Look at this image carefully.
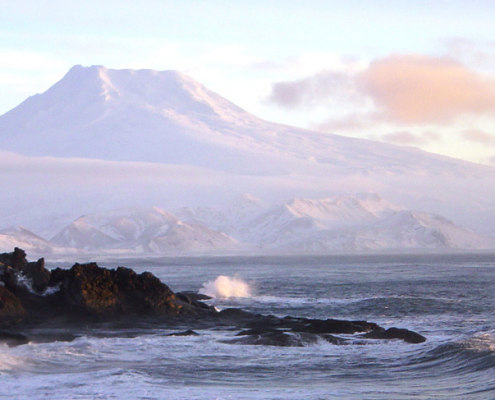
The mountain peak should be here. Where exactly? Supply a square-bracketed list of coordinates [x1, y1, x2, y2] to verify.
[57, 65, 215, 108]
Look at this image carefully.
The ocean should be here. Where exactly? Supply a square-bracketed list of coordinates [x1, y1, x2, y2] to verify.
[1, 254, 494, 399]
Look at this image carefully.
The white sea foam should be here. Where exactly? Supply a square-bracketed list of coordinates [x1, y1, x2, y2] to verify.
[463, 332, 495, 352]
[0, 345, 23, 371]
[199, 275, 251, 298]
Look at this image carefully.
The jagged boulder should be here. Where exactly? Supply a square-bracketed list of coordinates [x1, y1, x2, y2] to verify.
[0, 247, 27, 272]
[23, 258, 50, 293]
[0, 248, 49, 294]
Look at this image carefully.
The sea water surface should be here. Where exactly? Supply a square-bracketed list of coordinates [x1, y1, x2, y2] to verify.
[1, 254, 494, 399]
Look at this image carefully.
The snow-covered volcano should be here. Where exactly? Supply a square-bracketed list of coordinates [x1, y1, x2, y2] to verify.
[1, 65, 493, 177]
[0, 65, 262, 170]
[1, 65, 495, 254]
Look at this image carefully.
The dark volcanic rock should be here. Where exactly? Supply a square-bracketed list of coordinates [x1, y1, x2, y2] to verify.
[233, 314, 379, 335]
[176, 292, 214, 311]
[224, 330, 319, 347]
[0, 247, 27, 272]
[49, 263, 187, 316]
[166, 329, 199, 336]
[23, 258, 50, 293]
[363, 327, 427, 344]
[297, 318, 379, 334]
[0, 249, 212, 326]
[0, 248, 50, 294]
[0, 330, 29, 347]
[223, 315, 378, 347]
[321, 333, 348, 345]
[216, 308, 260, 324]
[177, 291, 212, 301]
[0, 285, 25, 323]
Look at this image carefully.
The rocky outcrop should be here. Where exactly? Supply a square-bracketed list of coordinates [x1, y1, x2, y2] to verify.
[1, 248, 50, 294]
[0, 248, 426, 346]
[215, 312, 425, 346]
[0, 248, 210, 327]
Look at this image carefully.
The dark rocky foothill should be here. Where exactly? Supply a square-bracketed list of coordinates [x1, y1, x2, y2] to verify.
[0, 248, 426, 346]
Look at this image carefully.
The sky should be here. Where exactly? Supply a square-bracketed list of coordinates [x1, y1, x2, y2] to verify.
[1, 0, 495, 165]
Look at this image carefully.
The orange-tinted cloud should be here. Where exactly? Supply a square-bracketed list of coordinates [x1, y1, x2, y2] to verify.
[359, 54, 495, 124]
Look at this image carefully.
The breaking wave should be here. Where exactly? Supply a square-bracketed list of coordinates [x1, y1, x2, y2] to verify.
[409, 332, 495, 375]
[199, 275, 251, 298]
[0, 346, 24, 371]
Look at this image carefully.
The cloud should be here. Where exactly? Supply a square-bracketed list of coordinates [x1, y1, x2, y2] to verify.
[268, 70, 361, 108]
[269, 54, 495, 126]
[462, 129, 495, 144]
[359, 54, 495, 124]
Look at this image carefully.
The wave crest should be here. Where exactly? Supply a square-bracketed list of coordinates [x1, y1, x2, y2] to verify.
[199, 275, 251, 299]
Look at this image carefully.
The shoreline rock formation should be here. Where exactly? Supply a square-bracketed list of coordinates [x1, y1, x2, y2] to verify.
[0, 248, 426, 346]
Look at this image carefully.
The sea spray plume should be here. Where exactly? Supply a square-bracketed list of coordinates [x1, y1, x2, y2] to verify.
[199, 275, 251, 298]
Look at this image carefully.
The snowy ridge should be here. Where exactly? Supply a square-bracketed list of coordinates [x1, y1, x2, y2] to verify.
[50, 207, 238, 255]
[284, 194, 403, 225]
[176, 194, 495, 252]
[1, 195, 493, 256]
